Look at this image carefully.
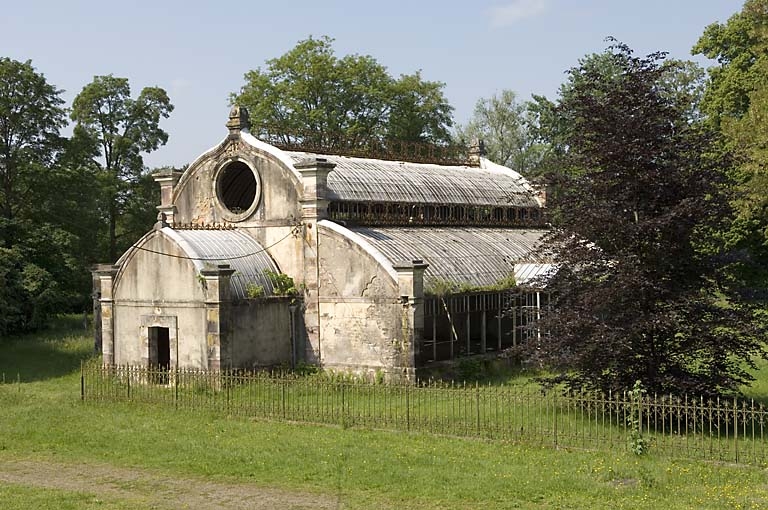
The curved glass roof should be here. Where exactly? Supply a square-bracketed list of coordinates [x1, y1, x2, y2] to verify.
[286, 151, 539, 207]
[350, 226, 549, 288]
[163, 228, 280, 299]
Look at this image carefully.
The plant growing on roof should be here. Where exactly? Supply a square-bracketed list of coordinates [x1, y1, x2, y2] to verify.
[245, 282, 265, 299]
[263, 270, 298, 297]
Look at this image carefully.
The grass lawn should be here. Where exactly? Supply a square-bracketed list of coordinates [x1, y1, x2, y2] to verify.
[1, 317, 768, 509]
[0, 483, 144, 510]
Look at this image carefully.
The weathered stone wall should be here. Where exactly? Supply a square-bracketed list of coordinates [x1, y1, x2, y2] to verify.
[172, 137, 302, 229]
[224, 299, 293, 369]
[316, 224, 414, 380]
[171, 135, 308, 288]
[103, 128, 424, 378]
[111, 232, 209, 368]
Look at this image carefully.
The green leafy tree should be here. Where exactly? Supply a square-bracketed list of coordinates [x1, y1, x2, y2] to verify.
[525, 42, 766, 397]
[0, 58, 77, 333]
[71, 75, 173, 261]
[233, 36, 454, 149]
[693, 0, 768, 125]
[694, 1, 768, 284]
[456, 90, 545, 175]
[0, 58, 66, 249]
[386, 71, 454, 144]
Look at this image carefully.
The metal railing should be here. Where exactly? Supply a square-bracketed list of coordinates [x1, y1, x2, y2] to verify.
[80, 364, 768, 465]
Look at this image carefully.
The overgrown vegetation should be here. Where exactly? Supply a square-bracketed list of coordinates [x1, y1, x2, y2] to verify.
[244, 282, 264, 298]
[626, 381, 648, 456]
[424, 273, 517, 297]
[263, 269, 298, 297]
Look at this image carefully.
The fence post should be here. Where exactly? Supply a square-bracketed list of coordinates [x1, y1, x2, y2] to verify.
[340, 382, 345, 427]
[282, 378, 286, 420]
[476, 382, 481, 436]
[406, 384, 410, 432]
[553, 391, 558, 448]
[127, 366, 131, 399]
[80, 362, 85, 401]
[174, 365, 179, 409]
[734, 397, 739, 463]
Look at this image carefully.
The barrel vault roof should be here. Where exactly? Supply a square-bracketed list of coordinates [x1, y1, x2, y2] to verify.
[162, 228, 280, 299]
[285, 151, 540, 208]
[349, 226, 550, 288]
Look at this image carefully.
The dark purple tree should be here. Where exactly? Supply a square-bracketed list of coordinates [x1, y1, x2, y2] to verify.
[527, 42, 767, 397]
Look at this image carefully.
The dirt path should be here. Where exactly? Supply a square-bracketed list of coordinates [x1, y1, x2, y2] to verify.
[0, 457, 339, 509]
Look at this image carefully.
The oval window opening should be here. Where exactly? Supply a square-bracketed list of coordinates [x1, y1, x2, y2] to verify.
[218, 161, 256, 214]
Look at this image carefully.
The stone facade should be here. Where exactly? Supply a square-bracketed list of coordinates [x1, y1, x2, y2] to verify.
[94, 107, 547, 381]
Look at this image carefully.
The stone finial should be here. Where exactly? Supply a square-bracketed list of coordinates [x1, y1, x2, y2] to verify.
[226, 105, 250, 136]
[468, 139, 487, 166]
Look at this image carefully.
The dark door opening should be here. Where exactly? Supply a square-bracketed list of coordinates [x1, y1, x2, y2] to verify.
[149, 326, 171, 384]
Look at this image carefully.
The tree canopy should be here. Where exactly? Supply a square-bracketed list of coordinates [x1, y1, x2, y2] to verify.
[0, 58, 91, 334]
[693, 0, 768, 125]
[694, 0, 768, 279]
[524, 42, 766, 397]
[71, 75, 173, 260]
[455, 90, 545, 176]
[0, 66, 174, 335]
[232, 36, 454, 150]
[0, 58, 66, 249]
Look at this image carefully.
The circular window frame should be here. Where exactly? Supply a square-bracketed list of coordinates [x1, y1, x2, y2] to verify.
[212, 157, 262, 222]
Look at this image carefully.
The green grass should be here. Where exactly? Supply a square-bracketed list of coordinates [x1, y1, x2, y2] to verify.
[2, 318, 768, 509]
[0, 483, 148, 510]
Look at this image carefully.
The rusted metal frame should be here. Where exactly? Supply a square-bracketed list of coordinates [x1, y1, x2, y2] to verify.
[432, 314, 438, 361]
[173, 222, 236, 230]
[497, 293, 503, 351]
[271, 136, 476, 167]
[328, 201, 545, 227]
[465, 296, 471, 356]
[422, 292, 507, 362]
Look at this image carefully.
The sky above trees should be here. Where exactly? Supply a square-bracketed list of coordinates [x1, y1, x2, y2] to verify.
[1, 0, 744, 168]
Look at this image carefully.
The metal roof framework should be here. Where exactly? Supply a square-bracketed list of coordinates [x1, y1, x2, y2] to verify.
[163, 228, 280, 299]
[286, 151, 539, 207]
[349, 226, 549, 289]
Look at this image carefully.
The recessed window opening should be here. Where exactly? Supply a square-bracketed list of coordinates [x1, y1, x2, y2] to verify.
[218, 161, 256, 214]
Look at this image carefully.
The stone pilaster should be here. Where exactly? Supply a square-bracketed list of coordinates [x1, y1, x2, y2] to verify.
[93, 264, 119, 365]
[294, 158, 336, 364]
[200, 264, 236, 370]
[153, 168, 183, 225]
[392, 259, 429, 380]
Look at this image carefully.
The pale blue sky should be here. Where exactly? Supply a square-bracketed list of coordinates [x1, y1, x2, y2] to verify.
[1, 0, 744, 168]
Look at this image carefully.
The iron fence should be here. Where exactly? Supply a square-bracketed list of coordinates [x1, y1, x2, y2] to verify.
[80, 363, 768, 465]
